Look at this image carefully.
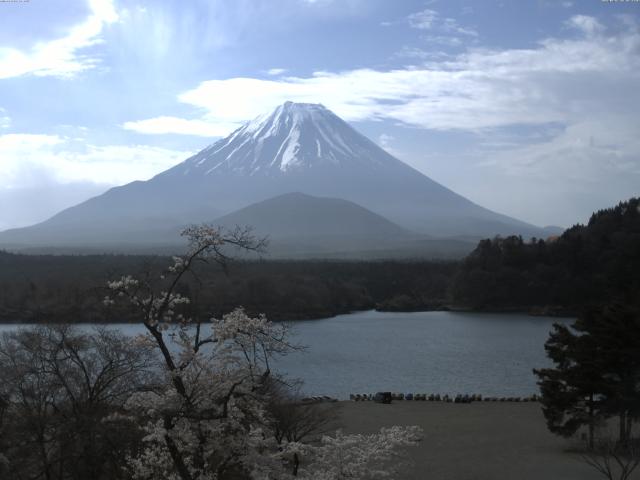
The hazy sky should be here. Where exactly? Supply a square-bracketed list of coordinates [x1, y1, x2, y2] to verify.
[0, 0, 639, 230]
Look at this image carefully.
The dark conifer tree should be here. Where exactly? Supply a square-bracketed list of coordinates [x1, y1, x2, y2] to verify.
[579, 304, 640, 445]
[535, 303, 640, 447]
[534, 322, 608, 448]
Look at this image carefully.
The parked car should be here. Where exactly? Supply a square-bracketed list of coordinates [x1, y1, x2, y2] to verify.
[374, 392, 393, 404]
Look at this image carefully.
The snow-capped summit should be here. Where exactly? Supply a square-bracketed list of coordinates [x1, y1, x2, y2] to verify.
[167, 102, 396, 177]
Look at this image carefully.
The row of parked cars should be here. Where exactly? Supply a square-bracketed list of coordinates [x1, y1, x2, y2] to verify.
[350, 392, 540, 404]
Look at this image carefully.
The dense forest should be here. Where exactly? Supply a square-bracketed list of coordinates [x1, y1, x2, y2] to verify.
[452, 197, 640, 314]
[1, 197, 638, 323]
[0, 253, 456, 323]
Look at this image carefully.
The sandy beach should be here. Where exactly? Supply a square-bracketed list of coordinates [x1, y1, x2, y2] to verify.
[336, 401, 634, 480]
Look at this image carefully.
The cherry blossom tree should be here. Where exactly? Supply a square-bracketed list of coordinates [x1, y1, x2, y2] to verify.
[106, 225, 422, 480]
[286, 426, 424, 480]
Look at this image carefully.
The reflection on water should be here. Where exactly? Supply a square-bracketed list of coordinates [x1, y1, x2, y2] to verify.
[0, 310, 571, 399]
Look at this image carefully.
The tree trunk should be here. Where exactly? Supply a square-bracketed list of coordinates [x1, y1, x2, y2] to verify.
[619, 411, 628, 445]
[588, 395, 595, 450]
[163, 415, 194, 480]
[293, 452, 300, 477]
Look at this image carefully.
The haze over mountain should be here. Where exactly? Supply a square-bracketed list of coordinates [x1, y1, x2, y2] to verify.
[214, 192, 409, 239]
[0, 102, 557, 255]
[207, 192, 464, 259]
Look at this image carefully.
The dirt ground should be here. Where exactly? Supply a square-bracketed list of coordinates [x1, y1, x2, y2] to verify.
[335, 401, 637, 480]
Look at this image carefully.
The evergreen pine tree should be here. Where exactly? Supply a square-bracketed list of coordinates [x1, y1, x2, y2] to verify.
[535, 303, 640, 447]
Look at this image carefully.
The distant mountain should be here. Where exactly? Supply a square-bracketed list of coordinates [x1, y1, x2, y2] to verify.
[155, 101, 545, 237]
[541, 225, 565, 237]
[207, 192, 446, 258]
[0, 101, 551, 253]
[214, 192, 408, 239]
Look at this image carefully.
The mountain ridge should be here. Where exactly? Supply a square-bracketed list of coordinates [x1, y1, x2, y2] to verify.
[0, 101, 556, 254]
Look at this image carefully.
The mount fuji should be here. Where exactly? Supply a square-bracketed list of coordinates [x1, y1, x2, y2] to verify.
[0, 102, 554, 255]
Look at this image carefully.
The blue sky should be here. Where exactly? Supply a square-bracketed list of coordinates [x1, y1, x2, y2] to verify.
[0, 0, 639, 230]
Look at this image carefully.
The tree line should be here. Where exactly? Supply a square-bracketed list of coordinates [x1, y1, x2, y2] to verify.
[0, 253, 456, 323]
[1, 197, 638, 324]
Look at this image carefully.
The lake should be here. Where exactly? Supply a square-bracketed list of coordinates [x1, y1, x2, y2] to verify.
[0, 310, 571, 399]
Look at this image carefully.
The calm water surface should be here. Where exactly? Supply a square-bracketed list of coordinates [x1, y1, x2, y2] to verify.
[0, 310, 571, 399]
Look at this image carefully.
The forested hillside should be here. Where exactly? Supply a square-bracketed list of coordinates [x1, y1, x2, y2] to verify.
[451, 198, 640, 313]
[0, 254, 456, 323]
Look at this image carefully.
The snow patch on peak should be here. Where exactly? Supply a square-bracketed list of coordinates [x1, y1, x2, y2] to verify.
[279, 125, 301, 171]
[168, 101, 400, 178]
[243, 102, 328, 135]
[282, 101, 328, 112]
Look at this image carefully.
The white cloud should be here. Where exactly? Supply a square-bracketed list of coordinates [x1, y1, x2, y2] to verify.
[0, 131, 193, 230]
[0, 135, 65, 186]
[408, 8, 477, 36]
[0, 0, 118, 79]
[566, 15, 604, 36]
[0, 133, 191, 187]
[123, 116, 236, 137]
[408, 9, 438, 30]
[161, 22, 637, 135]
[266, 68, 287, 76]
[377, 133, 403, 158]
[441, 18, 477, 37]
[378, 133, 394, 148]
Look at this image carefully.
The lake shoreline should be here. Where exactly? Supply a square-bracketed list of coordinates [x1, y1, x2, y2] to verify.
[0, 304, 577, 325]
